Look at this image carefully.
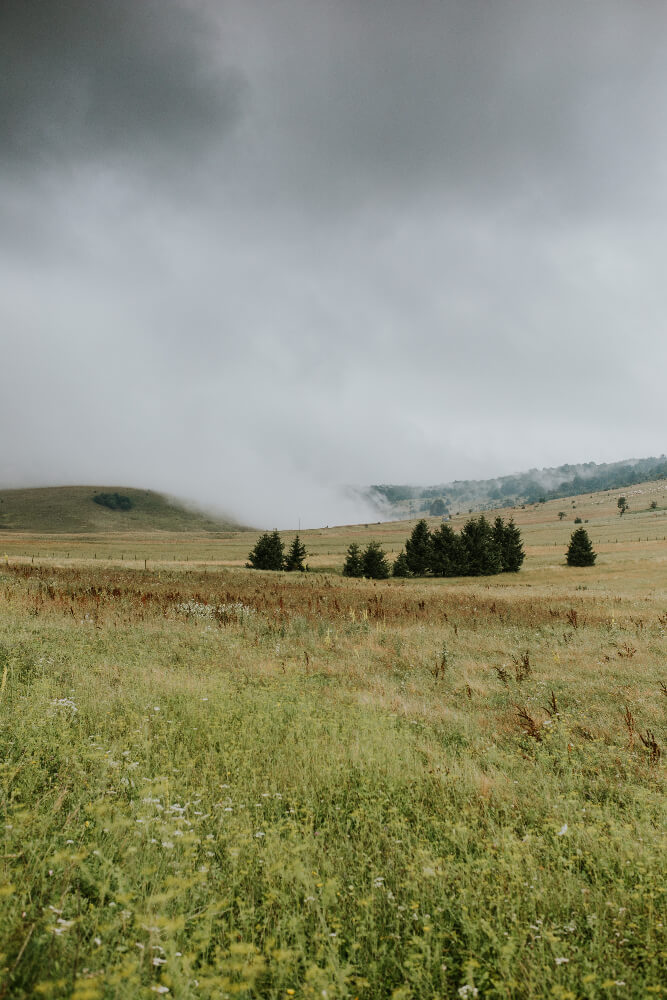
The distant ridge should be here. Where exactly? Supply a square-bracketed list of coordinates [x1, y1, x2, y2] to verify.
[362, 454, 667, 519]
[0, 486, 245, 534]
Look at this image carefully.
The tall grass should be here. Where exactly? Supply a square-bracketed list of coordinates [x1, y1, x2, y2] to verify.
[0, 556, 664, 999]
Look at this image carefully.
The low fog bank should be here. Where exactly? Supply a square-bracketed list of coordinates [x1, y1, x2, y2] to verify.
[0, 455, 379, 531]
[201, 485, 379, 532]
[176, 475, 380, 530]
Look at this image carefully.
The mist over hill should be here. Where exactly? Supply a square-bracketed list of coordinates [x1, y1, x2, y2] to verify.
[361, 455, 667, 520]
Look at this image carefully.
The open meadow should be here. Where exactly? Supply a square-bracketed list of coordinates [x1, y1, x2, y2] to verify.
[0, 483, 665, 999]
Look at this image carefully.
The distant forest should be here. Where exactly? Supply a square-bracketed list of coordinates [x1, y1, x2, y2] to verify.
[365, 455, 667, 518]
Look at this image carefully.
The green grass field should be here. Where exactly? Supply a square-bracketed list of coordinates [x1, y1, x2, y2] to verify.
[0, 481, 665, 998]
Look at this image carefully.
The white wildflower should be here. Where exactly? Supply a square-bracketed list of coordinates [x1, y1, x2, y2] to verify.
[51, 698, 77, 713]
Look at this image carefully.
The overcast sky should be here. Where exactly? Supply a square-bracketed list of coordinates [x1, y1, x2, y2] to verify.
[2, 0, 666, 527]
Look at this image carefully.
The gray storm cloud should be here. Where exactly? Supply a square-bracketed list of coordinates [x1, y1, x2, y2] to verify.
[1, 0, 243, 169]
[1, 0, 666, 527]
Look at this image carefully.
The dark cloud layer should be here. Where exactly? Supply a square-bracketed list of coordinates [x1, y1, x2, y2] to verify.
[1, 0, 243, 169]
[1, 1, 665, 527]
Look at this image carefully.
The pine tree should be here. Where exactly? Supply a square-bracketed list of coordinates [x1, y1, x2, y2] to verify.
[566, 528, 596, 566]
[361, 540, 391, 579]
[493, 516, 525, 572]
[392, 550, 411, 577]
[503, 518, 525, 572]
[460, 516, 502, 576]
[429, 523, 464, 576]
[284, 534, 307, 572]
[342, 542, 364, 578]
[405, 519, 432, 576]
[246, 530, 285, 570]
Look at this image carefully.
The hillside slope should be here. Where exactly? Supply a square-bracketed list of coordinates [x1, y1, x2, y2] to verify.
[0, 486, 243, 533]
[364, 454, 667, 519]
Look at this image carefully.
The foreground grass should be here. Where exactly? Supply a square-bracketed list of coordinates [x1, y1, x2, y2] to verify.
[0, 558, 665, 999]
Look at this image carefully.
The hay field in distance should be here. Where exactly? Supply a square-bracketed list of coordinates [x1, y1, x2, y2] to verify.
[0, 479, 665, 999]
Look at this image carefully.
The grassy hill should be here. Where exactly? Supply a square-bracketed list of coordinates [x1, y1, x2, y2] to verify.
[0, 485, 243, 534]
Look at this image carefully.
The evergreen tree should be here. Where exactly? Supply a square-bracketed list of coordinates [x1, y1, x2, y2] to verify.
[342, 542, 364, 578]
[405, 519, 432, 576]
[566, 528, 596, 566]
[392, 550, 411, 577]
[284, 534, 307, 572]
[429, 523, 464, 576]
[460, 516, 502, 576]
[361, 540, 391, 579]
[493, 516, 525, 572]
[503, 518, 525, 572]
[246, 530, 285, 570]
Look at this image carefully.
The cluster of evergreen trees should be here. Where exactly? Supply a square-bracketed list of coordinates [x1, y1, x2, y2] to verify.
[341, 540, 391, 579]
[396, 516, 524, 577]
[246, 520, 597, 578]
[247, 531, 307, 572]
[343, 515, 525, 580]
[246, 519, 598, 578]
